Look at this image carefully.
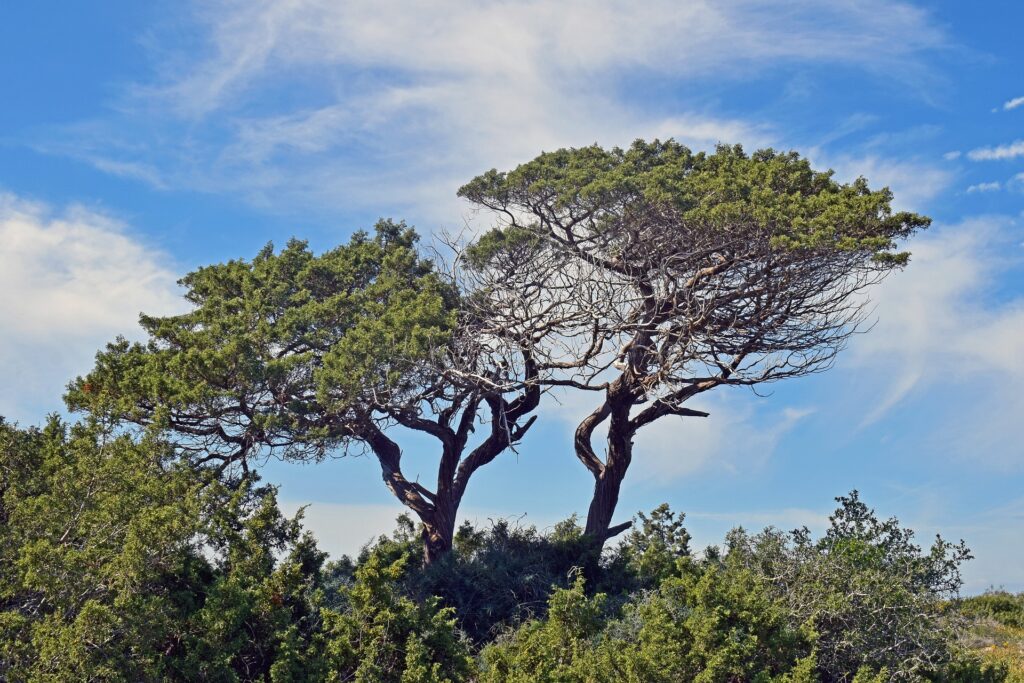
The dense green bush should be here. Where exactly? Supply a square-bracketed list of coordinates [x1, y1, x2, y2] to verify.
[724, 491, 973, 681]
[958, 591, 1024, 630]
[2, 417, 1003, 682]
[475, 493, 980, 683]
[479, 562, 817, 682]
[0, 418, 472, 682]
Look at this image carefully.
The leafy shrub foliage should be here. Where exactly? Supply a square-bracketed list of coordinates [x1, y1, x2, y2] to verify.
[958, 591, 1024, 630]
[0, 418, 472, 682]
[1, 417, 1005, 682]
[479, 564, 817, 683]
[723, 491, 972, 681]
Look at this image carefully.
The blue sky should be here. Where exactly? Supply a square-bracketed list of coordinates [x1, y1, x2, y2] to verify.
[2, 1, 1022, 592]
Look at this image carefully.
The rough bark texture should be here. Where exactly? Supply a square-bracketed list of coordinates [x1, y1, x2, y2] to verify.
[421, 497, 458, 565]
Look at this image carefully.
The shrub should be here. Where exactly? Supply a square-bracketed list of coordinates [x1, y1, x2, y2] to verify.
[480, 561, 816, 682]
[725, 491, 972, 681]
[0, 418, 473, 682]
[958, 591, 1024, 630]
[322, 547, 475, 682]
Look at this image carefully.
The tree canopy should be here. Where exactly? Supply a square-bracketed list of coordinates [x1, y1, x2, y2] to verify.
[459, 139, 930, 541]
[67, 220, 539, 563]
[67, 138, 931, 558]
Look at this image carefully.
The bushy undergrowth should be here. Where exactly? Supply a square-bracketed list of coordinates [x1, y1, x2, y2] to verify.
[0, 418, 473, 682]
[953, 592, 1024, 683]
[2, 417, 1018, 681]
[959, 592, 1024, 630]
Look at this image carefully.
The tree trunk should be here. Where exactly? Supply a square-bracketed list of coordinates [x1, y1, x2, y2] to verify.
[584, 470, 623, 538]
[420, 497, 458, 565]
[582, 398, 635, 542]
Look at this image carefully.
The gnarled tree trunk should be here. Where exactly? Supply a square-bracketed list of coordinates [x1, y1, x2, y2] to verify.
[421, 497, 458, 565]
[579, 385, 637, 544]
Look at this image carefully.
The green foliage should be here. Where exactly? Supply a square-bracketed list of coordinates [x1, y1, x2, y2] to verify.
[0, 418, 472, 682]
[349, 509, 690, 645]
[615, 503, 692, 586]
[1, 417, 206, 680]
[65, 220, 458, 469]
[937, 654, 1012, 683]
[459, 139, 929, 267]
[479, 573, 607, 683]
[0, 414, 994, 682]
[480, 562, 815, 682]
[475, 494, 980, 683]
[725, 491, 972, 681]
[956, 592, 1024, 683]
[351, 515, 597, 644]
[959, 591, 1024, 630]
[321, 549, 474, 682]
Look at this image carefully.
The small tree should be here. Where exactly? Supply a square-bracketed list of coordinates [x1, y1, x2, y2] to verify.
[460, 140, 929, 543]
[67, 221, 539, 563]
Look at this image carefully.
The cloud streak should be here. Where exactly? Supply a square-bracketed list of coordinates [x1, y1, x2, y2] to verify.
[968, 140, 1024, 161]
[966, 181, 1001, 193]
[1003, 96, 1024, 111]
[34, 0, 947, 224]
[850, 215, 1024, 467]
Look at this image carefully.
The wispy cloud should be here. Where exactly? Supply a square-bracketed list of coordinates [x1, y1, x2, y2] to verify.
[822, 154, 954, 212]
[968, 140, 1024, 161]
[1003, 96, 1024, 111]
[966, 181, 1001, 193]
[0, 192, 183, 423]
[850, 215, 1024, 467]
[33, 0, 947, 223]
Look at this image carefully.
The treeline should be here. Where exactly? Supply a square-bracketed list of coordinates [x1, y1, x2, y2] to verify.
[2, 418, 1018, 681]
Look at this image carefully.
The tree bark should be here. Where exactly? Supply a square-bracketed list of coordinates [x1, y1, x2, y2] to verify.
[421, 497, 458, 565]
[582, 386, 635, 542]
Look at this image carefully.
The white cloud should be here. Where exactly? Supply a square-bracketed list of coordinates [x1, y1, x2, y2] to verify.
[850, 215, 1024, 466]
[39, 0, 946, 223]
[968, 140, 1024, 161]
[1003, 96, 1024, 111]
[823, 154, 954, 212]
[632, 401, 813, 483]
[0, 193, 183, 424]
[278, 501, 407, 558]
[152, 0, 944, 116]
[943, 150, 961, 160]
[966, 181, 1001, 193]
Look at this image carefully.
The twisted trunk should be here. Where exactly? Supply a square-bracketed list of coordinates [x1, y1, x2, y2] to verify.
[580, 383, 637, 543]
[368, 369, 541, 564]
